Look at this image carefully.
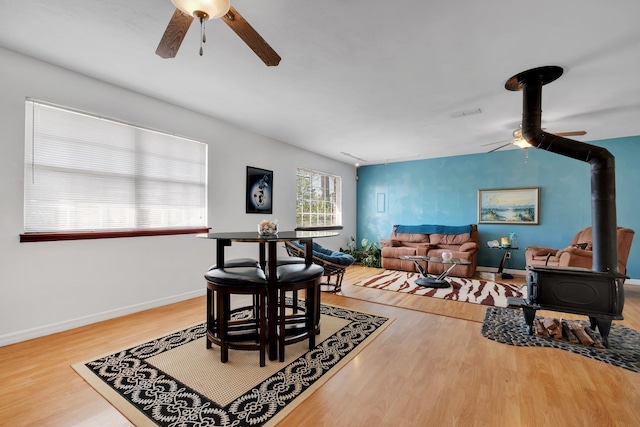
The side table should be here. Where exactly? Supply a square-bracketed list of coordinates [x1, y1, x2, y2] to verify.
[490, 246, 518, 279]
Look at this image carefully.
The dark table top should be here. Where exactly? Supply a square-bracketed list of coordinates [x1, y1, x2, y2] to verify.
[197, 230, 339, 242]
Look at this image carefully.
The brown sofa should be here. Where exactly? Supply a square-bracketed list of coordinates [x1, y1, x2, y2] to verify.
[525, 226, 635, 275]
[380, 224, 480, 278]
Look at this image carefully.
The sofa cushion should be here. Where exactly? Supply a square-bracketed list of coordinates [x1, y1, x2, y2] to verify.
[381, 246, 421, 258]
[429, 233, 471, 245]
[391, 232, 430, 244]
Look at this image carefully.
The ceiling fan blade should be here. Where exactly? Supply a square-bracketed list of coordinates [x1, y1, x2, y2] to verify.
[222, 7, 281, 66]
[553, 131, 587, 137]
[488, 142, 512, 153]
[156, 8, 194, 59]
[481, 139, 510, 147]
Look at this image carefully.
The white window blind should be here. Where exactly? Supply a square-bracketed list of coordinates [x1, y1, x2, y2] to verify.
[24, 100, 208, 233]
[296, 168, 342, 228]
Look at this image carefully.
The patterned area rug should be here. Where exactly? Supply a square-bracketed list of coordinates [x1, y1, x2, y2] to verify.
[73, 303, 392, 426]
[482, 307, 640, 373]
[354, 270, 526, 307]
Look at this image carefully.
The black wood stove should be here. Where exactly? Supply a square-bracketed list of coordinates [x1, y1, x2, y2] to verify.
[505, 66, 628, 348]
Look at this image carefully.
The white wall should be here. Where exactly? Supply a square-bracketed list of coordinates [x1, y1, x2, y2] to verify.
[0, 47, 356, 346]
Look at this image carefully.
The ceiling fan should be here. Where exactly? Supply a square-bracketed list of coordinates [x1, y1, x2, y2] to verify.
[156, 0, 281, 66]
[485, 126, 586, 153]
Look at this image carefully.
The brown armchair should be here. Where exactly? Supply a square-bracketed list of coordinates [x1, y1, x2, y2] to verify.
[525, 226, 635, 275]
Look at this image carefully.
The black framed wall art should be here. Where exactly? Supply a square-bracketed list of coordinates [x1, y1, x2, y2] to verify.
[246, 166, 273, 214]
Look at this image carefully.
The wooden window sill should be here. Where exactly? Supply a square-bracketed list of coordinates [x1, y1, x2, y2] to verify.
[20, 227, 211, 243]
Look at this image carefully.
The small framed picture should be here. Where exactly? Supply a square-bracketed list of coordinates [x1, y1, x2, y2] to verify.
[246, 166, 273, 214]
[478, 187, 540, 224]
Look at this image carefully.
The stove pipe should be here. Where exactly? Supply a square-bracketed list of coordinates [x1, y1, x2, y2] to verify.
[506, 66, 618, 274]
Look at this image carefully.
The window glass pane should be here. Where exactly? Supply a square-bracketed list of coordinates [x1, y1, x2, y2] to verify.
[296, 168, 342, 228]
[24, 100, 207, 233]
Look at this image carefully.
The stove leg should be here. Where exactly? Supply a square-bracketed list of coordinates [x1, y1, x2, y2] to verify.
[590, 317, 612, 348]
[522, 307, 536, 335]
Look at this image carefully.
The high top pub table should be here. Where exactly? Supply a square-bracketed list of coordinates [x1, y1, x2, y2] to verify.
[198, 230, 339, 360]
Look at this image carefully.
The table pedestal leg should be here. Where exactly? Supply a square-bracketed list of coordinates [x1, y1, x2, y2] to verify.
[267, 242, 278, 360]
[498, 249, 513, 279]
[414, 262, 457, 288]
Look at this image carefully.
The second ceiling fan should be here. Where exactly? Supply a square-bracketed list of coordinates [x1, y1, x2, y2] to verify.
[486, 126, 586, 153]
[156, 0, 281, 66]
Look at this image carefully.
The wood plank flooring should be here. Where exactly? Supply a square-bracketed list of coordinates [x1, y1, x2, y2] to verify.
[1, 266, 639, 426]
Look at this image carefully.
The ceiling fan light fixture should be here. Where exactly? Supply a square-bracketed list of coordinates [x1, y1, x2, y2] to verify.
[513, 138, 532, 149]
[171, 0, 230, 20]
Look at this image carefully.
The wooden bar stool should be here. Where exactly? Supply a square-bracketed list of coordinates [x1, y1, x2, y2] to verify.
[275, 263, 324, 362]
[204, 266, 268, 366]
[274, 256, 305, 314]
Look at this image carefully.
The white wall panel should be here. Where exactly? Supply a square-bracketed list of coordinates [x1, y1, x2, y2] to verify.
[0, 47, 356, 345]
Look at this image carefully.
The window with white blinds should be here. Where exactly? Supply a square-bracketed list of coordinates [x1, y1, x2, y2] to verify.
[24, 100, 208, 234]
[296, 168, 342, 228]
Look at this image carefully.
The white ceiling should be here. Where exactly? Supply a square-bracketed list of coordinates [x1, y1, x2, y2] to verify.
[1, 0, 639, 165]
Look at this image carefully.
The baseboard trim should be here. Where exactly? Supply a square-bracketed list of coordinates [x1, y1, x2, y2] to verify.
[0, 289, 206, 347]
[476, 266, 639, 285]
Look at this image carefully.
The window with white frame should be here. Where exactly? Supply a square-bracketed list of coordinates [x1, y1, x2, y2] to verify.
[23, 100, 207, 237]
[296, 168, 342, 228]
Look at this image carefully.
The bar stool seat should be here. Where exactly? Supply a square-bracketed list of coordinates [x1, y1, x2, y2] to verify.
[208, 258, 260, 270]
[275, 263, 324, 362]
[204, 266, 268, 366]
[275, 256, 305, 266]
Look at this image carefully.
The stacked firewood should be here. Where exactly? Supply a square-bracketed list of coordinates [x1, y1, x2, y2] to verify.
[534, 316, 605, 348]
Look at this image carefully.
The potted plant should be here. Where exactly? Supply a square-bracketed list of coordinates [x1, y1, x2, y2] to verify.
[341, 237, 382, 268]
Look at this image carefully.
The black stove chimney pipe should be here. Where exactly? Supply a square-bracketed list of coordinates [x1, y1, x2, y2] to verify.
[506, 66, 618, 273]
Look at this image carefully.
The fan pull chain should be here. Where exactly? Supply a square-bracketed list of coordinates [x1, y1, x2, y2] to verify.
[199, 16, 206, 56]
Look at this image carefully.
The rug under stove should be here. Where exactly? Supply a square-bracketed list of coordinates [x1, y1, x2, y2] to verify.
[481, 306, 640, 373]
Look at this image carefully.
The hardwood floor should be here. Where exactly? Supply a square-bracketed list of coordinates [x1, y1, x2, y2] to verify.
[1, 266, 639, 426]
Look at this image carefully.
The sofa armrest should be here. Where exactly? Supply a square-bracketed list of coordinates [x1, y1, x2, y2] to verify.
[557, 247, 593, 258]
[458, 242, 478, 252]
[380, 239, 399, 247]
[558, 248, 593, 269]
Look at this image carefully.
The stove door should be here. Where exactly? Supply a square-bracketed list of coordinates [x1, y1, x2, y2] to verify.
[527, 266, 625, 319]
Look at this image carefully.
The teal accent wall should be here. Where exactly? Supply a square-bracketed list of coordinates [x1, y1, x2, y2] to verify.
[356, 135, 640, 279]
